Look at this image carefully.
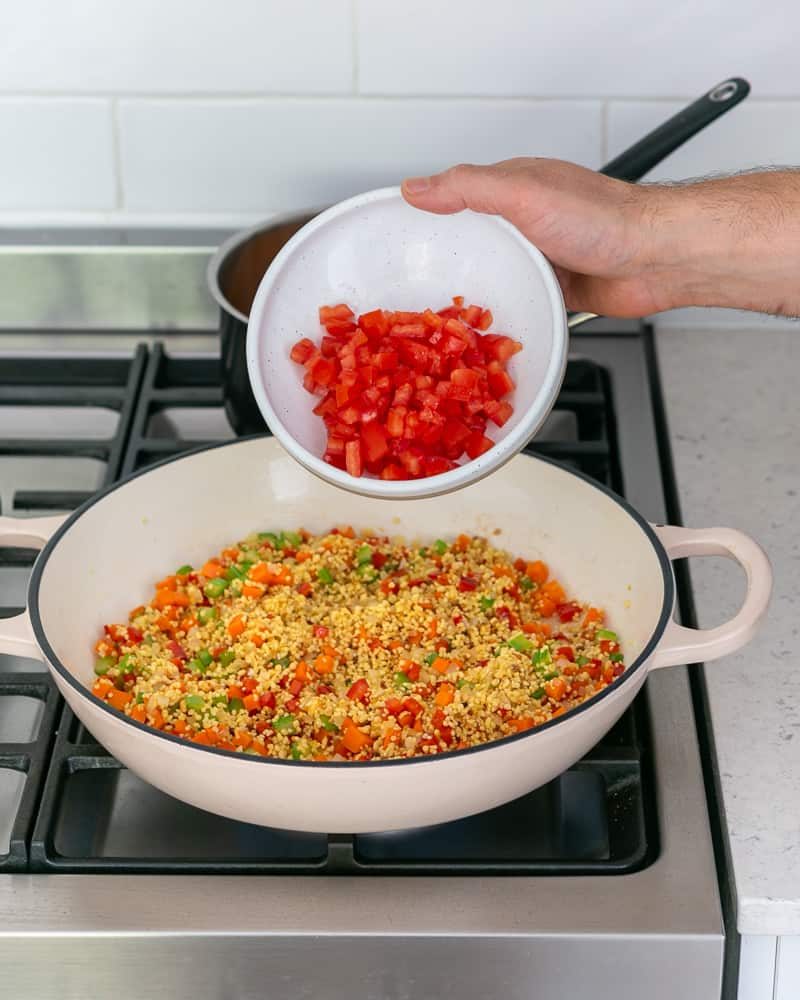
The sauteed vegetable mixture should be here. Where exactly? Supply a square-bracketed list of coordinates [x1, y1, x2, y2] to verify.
[91, 529, 626, 761]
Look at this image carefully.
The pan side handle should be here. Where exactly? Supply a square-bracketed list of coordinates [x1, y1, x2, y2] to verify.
[650, 524, 772, 669]
[0, 515, 67, 661]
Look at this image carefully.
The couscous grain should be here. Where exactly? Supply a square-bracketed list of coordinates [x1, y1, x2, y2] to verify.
[90, 527, 626, 760]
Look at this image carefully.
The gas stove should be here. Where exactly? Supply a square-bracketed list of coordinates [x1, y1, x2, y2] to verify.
[0, 239, 726, 999]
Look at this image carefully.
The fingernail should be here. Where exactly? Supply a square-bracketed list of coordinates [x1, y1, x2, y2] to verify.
[404, 176, 430, 194]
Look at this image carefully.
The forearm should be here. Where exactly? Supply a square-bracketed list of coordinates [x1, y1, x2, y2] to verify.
[641, 170, 800, 317]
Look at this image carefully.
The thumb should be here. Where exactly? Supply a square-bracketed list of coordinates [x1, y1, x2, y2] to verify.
[401, 162, 524, 217]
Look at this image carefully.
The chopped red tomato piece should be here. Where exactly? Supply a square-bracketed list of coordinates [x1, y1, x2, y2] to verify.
[289, 299, 522, 478]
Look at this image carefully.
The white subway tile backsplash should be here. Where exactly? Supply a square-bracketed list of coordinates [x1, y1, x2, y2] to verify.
[357, 0, 796, 99]
[607, 101, 800, 180]
[118, 98, 602, 213]
[0, 99, 114, 211]
[0, 0, 353, 95]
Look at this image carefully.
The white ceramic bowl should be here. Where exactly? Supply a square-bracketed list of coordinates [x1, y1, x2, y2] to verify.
[246, 186, 568, 499]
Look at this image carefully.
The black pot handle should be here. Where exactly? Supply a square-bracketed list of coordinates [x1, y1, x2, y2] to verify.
[600, 77, 750, 182]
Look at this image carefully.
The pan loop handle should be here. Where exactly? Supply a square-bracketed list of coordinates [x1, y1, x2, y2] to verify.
[651, 524, 772, 669]
[0, 515, 67, 661]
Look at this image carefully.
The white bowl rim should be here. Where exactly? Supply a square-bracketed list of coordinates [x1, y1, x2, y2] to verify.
[246, 185, 569, 500]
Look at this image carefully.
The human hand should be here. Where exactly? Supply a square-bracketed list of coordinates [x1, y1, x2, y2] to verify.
[401, 158, 800, 319]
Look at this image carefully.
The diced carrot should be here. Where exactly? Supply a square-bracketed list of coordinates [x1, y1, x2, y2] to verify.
[201, 560, 223, 579]
[249, 739, 268, 756]
[130, 703, 147, 723]
[222, 548, 239, 560]
[508, 716, 536, 732]
[382, 728, 401, 749]
[537, 597, 556, 617]
[492, 563, 515, 578]
[243, 694, 260, 712]
[106, 688, 133, 711]
[434, 682, 455, 707]
[251, 635, 265, 648]
[179, 613, 198, 632]
[227, 684, 244, 701]
[295, 550, 312, 562]
[92, 677, 114, 699]
[552, 706, 567, 718]
[216, 739, 236, 752]
[150, 708, 165, 729]
[202, 728, 220, 746]
[521, 621, 551, 638]
[153, 589, 190, 609]
[227, 615, 246, 638]
[248, 562, 293, 586]
[341, 717, 372, 753]
[242, 583, 265, 598]
[314, 653, 336, 674]
[295, 660, 311, 683]
[156, 575, 177, 590]
[94, 638, 116, 658]
[426, 617, 439, 638]
[542, 579, 566, 605]
[172, 718, 188, 735]
[191, 731, 210, 745]
[337, 525, 355, 538]
[128, 605, 146, 621]
[233, 729, 252, 748]
[453, 534, 470, 551]
[583, 607, 605, 627]
[525, 560, 549, 584]
[248, 562, 271, 584]
[544, 677, 567, 701]
[432, 656, 451, 674]
[388, 639, 403, 650]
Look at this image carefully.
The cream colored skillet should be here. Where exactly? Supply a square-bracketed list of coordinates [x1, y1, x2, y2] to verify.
[0, 437, 770, 833]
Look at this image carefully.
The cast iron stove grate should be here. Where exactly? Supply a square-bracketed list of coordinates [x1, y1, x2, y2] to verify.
[0, 348, 147, 870]
[18, 339, 655, 874]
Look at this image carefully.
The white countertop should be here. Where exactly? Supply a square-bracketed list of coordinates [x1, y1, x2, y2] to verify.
[656, 323, 800, 936]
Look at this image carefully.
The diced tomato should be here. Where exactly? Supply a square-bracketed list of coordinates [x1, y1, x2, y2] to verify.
[290, 337, 316, 364]
[458, 576, 479, 592]
[487, 367, 515, 399]
[423, 454, 456, 476]
[556, 602, 582, 623]
[361, 421, 389, 464]
[482, 334, 523, 363]
[345, 439, 363, 478]
[441, 418, 471, 452]
[556, 645, 575, 662]
[319, 303, 354, 324]
[289, 299, 521, 479]
[464, 430, 494, 460]
[486, 399, 514, 427]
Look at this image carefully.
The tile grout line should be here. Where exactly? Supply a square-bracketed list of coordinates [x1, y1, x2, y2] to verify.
[0, 91, 797, 103]
[110, 98, 124, 211]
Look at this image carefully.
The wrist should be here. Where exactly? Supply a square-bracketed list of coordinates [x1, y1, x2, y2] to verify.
[635, 173, 800, 316]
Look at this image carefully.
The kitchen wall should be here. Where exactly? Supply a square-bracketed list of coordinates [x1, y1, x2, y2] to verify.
[1, 0, 799, 228]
